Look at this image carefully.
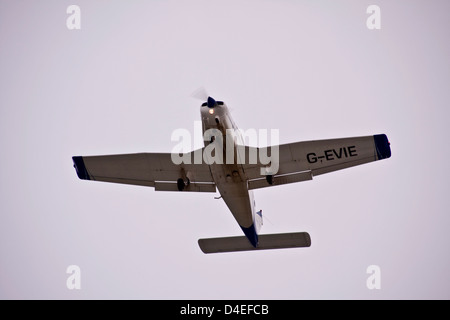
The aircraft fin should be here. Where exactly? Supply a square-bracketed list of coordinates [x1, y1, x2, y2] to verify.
[255, 210, 263, 233]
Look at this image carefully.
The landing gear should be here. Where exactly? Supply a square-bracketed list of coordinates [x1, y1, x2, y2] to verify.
[177, 178, 190, 191]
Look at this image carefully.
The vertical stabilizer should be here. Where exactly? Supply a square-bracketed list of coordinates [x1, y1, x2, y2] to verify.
[255, 210, 263, 233]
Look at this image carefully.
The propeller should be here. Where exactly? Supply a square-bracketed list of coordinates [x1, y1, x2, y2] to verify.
[191, 87, 217, 108]
[191, 87, 209, 102]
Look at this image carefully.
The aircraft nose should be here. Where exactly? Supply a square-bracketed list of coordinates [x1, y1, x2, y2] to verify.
[207, 96, 217, 108]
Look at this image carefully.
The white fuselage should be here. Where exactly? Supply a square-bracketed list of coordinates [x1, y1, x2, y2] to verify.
[200, 102, 259, 240]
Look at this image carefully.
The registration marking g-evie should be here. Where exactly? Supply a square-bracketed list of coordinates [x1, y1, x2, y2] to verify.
[306, 145, 358, 164]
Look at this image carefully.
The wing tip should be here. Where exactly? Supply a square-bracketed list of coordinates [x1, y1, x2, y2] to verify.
[72, 156, 90, 180]
[373, 134, 391, 160]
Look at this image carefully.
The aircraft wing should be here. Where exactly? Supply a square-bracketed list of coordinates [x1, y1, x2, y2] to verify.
[242, 134, 391, 190]
[72, 150, 216, 192]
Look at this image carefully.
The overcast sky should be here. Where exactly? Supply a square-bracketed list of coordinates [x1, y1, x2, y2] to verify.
[1, 0, 449, 299]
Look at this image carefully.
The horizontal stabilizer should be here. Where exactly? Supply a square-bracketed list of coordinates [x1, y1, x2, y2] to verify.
[198, 232, 311, 254]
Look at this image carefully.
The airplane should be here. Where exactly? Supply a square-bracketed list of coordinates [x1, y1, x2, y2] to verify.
[72, 96, 391, 253]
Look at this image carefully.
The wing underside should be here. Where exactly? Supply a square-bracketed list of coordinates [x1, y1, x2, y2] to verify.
[242, 134, 391, 190]
[73, 135, 390, 192]
[72, 150, 216, 192]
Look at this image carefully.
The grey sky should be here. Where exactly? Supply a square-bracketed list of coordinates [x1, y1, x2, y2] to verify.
[1, 0, 449, 299]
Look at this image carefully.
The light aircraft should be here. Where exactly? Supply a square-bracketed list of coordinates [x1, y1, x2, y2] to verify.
[72, 96, 391, 253]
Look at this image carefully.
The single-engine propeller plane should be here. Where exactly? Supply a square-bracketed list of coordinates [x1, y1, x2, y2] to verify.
[72, 96, 391, 253]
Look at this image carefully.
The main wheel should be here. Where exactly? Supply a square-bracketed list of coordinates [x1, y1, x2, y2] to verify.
[177, 178, 185, 191]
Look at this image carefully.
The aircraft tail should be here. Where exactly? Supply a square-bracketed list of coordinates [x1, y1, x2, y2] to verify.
[255, 210, 263, 233]
[198, 232, 311, 254]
